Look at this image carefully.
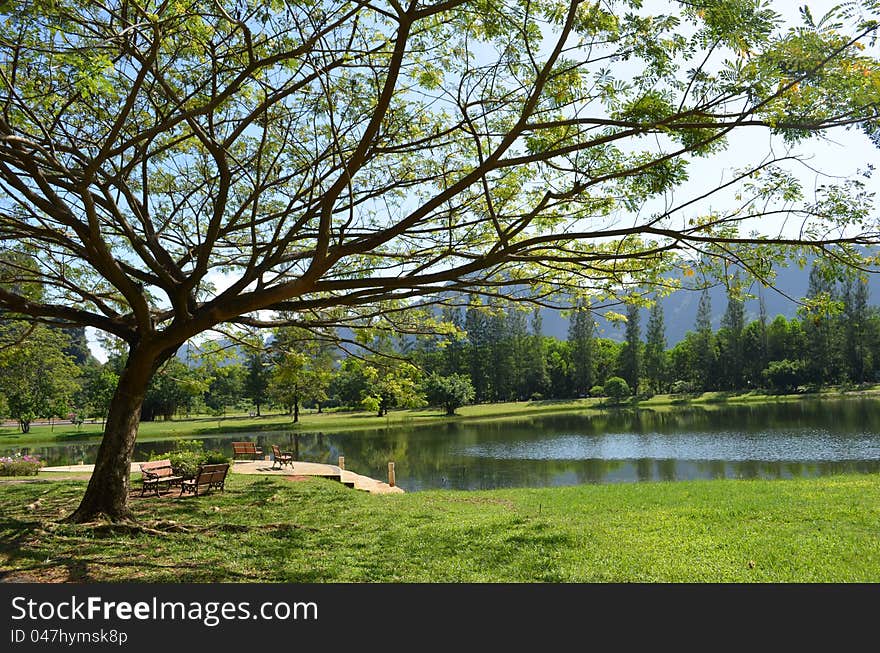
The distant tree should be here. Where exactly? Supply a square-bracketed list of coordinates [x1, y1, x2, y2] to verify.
[545, 339, 572, 399]
[439, 307, 467, 378]
[508, 307, 530, 400]
[568, 300, 594, 397]
[693, 289, 717, 391]
[618, 301, 641, 394]
[465, 300, 490, 403]
[763, 359, 807, 394]
[644, 301, 667, 393]
[204, 364, 246, 415]
[424, 373, 476, 416]
[79, 363, 120, 426]
[801, 264, 841, 386]
[718, 286, 746, 389]
[842, 277, 871, 383]
[524, 309, 550, 399]
[362, 361, 424, 417]
[742, 294, 769, 387]
[141, 358, 207, 421]
[244, 351, 271, 417]
[0, 323, 80, 432]
[767, 315, 806, 363]
[267, 326, 336, 421]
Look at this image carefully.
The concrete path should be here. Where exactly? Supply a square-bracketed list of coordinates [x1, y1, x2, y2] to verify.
[40, 459, 404, 495]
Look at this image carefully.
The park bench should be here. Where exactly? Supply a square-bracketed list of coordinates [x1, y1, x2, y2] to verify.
[139, 459, 184, 497]
[231, 441, 263, 461]
[179, 463, 230, 497]
[271, 444, 294, 470]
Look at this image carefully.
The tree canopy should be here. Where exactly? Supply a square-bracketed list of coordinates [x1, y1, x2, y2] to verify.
[2, 0, 880, 520]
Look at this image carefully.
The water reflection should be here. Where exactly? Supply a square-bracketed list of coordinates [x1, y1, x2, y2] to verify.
[6, 398, 880, 491]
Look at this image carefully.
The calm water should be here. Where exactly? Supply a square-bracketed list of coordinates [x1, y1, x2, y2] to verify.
[9, 398, 880, 491]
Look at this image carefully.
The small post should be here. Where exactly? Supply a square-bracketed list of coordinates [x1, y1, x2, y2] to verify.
[338, 456, 345, 470]
[387, 461, 396, 487]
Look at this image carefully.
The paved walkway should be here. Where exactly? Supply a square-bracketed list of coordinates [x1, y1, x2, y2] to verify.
[40, 460, 404, 495]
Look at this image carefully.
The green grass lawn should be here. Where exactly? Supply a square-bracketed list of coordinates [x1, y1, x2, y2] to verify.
[4, 385, 879, 447]
[1, 472, 878, 582]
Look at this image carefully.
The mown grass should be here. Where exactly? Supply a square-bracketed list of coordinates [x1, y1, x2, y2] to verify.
[4, 385, 880, 447]
[1, 472, 878, 582]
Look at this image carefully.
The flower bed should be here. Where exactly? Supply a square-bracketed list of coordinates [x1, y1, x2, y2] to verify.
[0, 454, 45, 476]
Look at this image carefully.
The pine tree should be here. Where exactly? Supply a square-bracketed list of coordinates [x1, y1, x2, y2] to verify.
[486, 304, 513, 401]
[693, 289, 716, 391]
[618, 301, 641, 394]
[568, 300, 594, 397]
[524, 309, 550, 399]
[244, 351, 270, 416]
[465, 299, 489, 402]
[441, 306, 466, 377]
[719, 285, 745, 389]
[620, 304, 642, 394]
[507, 307, 530, 400]
[644, 301, 667, 393]
[843, 277, 871, 383]
[742, 292, 769, 388]
[802, 264, 839, 385]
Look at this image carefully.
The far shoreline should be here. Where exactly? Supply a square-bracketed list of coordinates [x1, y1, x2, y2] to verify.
[3, 384, 880, 448]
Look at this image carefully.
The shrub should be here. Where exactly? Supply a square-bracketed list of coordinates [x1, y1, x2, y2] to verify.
[604, 377, 631, 404]
[0, 453, 44, 476]
[150, 440, 230, 476]
[763, 360, 806, 394]
[529, 392, 544, 401]
[670, 380, 694, 395]
[589, 385, 605, 397]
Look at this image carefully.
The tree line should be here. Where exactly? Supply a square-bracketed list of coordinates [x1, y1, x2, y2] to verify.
[2, 266, 877, 432]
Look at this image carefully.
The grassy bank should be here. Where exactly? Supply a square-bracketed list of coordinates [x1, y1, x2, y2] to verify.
[3, 385, 880, 447]
[1, 472, 878, 582]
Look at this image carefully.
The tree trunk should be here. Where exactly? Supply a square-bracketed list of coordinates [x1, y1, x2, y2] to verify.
[66, 346, 171, 523]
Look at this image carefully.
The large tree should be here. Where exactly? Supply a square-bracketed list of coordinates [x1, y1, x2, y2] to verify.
[2, 1, 880, 521]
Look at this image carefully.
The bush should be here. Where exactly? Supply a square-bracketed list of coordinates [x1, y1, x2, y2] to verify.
[529, 392, 544, 401]
[763, 360, 806, 394]
[604, 377, 631, 404]
[150, 440, 230, 477]
[670, 380, 694, 395]
[589, 385, 605, 397]
[0, 453, 44, 476]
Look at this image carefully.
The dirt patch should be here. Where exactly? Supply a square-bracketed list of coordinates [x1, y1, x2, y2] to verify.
[283, 475, 311, 482]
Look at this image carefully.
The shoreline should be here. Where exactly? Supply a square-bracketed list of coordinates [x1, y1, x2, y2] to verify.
[3, 386, 879, 447]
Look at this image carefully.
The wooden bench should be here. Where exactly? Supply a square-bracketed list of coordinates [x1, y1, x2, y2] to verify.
[179, 463, 230, 497]
[232, 441, 263, 461]
[139, 459, 184, 497]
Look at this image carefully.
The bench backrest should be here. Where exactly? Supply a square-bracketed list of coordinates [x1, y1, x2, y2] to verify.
[195, 463, 229, 485]
[232, 442, 257, 454]
[272, 444, 282, 457]
[140, 459, 174, 477]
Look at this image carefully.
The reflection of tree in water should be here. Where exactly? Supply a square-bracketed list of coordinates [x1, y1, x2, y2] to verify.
[657, 459, 677, 482]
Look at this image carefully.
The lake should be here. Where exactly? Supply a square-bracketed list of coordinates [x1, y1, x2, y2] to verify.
[9, 398, 880, 491]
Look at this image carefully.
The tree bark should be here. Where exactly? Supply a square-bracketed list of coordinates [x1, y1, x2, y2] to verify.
[66, 345, 171, 523]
